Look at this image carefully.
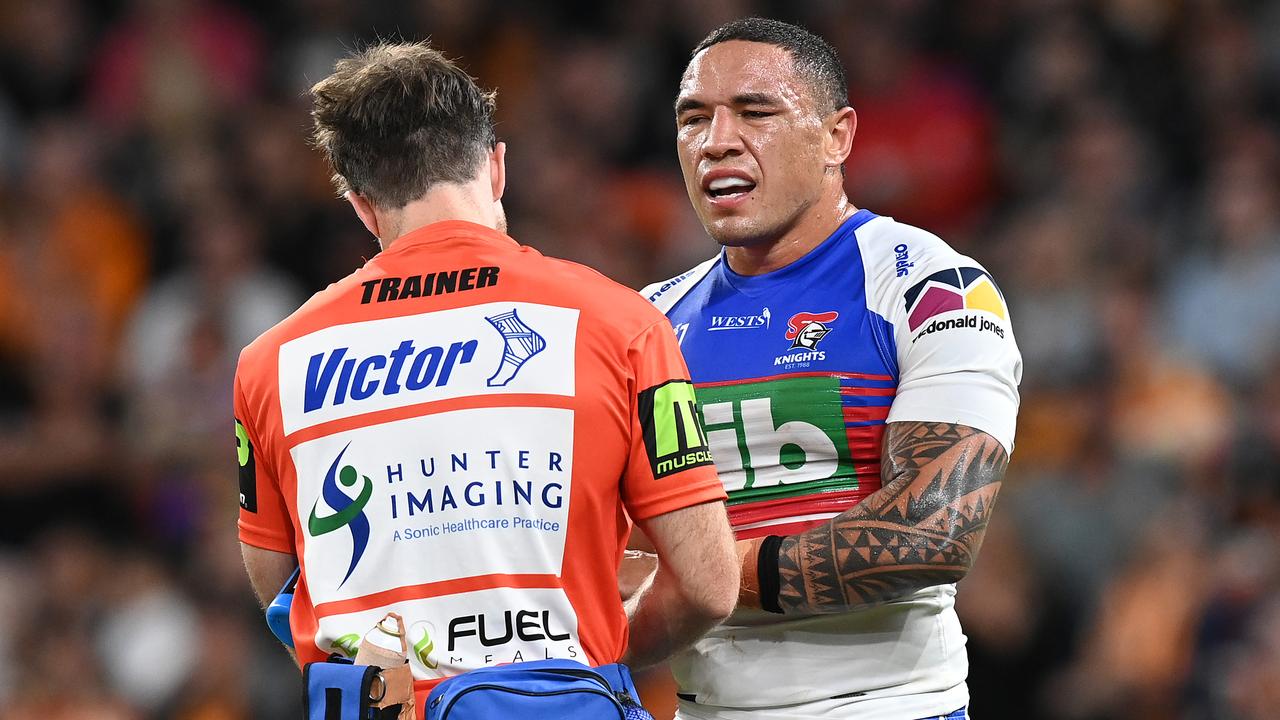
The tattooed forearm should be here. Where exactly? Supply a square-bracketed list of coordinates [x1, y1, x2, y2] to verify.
[775, 421, 1008, 614]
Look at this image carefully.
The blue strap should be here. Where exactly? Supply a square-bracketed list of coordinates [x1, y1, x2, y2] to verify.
[305, 662, 378, 720]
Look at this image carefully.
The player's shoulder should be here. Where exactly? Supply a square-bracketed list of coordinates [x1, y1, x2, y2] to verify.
[855, 214, 972, 279]
[855, 215, 994, 310]
[639, 255, 720, 314]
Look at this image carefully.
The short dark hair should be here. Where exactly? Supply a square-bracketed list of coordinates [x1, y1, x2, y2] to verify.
[310, 41, 497, 208]
[691, 17, 848, 113]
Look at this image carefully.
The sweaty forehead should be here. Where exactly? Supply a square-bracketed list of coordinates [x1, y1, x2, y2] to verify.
[678, 40, 810, 109]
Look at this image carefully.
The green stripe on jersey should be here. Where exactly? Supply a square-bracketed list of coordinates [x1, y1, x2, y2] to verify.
[697, 376, 858, 503]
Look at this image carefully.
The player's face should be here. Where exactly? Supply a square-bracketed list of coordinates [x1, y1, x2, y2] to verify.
[675, 41, 831, 248]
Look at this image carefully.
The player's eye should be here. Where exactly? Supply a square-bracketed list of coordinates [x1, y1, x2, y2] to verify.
[679, 115, 709, 127]
[742, 110, 773, 119]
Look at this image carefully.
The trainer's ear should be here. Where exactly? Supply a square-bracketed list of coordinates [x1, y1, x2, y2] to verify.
[490, 141, 507, 202]
[345, 191, 380, 238]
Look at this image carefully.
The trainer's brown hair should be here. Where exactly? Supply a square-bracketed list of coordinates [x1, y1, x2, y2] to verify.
[310, 41, 497, 208]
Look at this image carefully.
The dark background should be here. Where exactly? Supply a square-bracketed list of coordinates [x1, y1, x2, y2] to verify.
[1, 0, 1278, 718]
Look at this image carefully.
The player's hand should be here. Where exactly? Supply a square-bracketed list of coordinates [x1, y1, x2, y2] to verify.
[736, 536, 765, 610]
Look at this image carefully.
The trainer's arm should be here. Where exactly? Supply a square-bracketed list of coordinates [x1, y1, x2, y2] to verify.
[739, 421, 1009, 614]
[241, 543, 296, 609]
[620, 500, 738, 669]
[241, 542, 301, 664]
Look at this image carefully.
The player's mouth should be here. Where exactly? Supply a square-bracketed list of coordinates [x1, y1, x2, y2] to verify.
[701, 170, 757, 210]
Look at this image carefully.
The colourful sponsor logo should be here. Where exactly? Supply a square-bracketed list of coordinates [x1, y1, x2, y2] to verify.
[697, 375, 889, 500]
[308, 443, 373, 588]
[903, 267, 1007, 331]
[235, 419, 257, 512]
[638, 380, 714, 478]
[784, 311, 838, 350]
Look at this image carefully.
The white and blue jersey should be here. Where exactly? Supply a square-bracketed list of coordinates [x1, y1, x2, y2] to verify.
[642, 210, 1021, 719]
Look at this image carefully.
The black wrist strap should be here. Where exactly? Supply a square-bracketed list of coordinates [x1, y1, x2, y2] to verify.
[757, 535, 785, 614]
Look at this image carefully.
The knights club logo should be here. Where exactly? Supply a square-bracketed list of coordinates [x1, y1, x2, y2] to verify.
[785, 311, 838, 350]
[903, 267, 1007, 331]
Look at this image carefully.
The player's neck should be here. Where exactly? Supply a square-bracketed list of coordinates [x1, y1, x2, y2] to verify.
[724, 192, 857, 276]
[376, 183, 499, 252]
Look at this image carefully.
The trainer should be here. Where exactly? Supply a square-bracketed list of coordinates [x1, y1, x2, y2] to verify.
[640, 18, 1022, 720]
[235, 41, 738, 715]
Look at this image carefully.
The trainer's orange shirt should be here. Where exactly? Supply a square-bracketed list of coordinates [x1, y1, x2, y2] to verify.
[234, 221, 724, 711]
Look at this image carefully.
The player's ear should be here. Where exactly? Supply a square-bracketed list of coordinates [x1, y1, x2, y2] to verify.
[823, 107, 856, 169]
[489, 141, 507, 202]
[345, 191, 381, 238]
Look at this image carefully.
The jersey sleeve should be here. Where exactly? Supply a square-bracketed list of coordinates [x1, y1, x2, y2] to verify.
[621, 318, 727, 520]
[234, 365, 295, 553]
[860, 219, 1023, 452]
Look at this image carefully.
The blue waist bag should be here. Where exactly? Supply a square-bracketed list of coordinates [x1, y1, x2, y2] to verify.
[424, 659, 654, 720]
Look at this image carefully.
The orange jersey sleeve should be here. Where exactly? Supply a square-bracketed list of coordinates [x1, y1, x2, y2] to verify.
[235, 365, 294, 553]
[621, 318, 726, 520]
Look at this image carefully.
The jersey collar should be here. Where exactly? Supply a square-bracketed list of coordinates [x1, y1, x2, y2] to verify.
[719, 209, 878, 293]
[381, 220, 521, 256]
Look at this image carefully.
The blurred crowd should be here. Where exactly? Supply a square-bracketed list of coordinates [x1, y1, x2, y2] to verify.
[0, 0, 1277, 718]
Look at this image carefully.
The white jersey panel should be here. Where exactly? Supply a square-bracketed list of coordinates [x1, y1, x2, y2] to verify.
[857, 217, 1022, 451]
[671, 585, 968, 714]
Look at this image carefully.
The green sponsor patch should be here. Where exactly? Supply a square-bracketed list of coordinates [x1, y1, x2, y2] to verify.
[696, 376, 859, 503]
[638, 380, 714, 479]
[235, 419, 257, 512]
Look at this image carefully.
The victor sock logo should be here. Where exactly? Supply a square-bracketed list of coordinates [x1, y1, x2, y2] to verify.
[486, 309, 546, 386]
[308, 443, 373, 588]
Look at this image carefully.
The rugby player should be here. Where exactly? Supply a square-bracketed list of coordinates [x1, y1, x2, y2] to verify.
[638, 18, 1023, 720]
[234, 41, 738, 715]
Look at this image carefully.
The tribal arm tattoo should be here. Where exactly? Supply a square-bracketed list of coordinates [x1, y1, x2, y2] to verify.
[775, 421, 1008, 614]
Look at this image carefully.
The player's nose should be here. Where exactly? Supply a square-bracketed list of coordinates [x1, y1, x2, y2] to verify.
[701, 107, 744, 159]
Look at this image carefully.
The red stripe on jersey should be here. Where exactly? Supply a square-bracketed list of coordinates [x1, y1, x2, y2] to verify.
[847, 424, 886, 491]
[838, 386, 896, 396]
[284, 393, 576, 444]
[842, 405, 892, 424]
[847, 424, 886, 460]
[312, 573, 562, 618]
[698, 371, 894, 388]
[727, 489, 873, 529]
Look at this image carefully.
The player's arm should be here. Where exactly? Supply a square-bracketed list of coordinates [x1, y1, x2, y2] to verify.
[739, 421, 1007, 614]
[620, 499, 738, 669]
[733, 230, 1023, 614]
